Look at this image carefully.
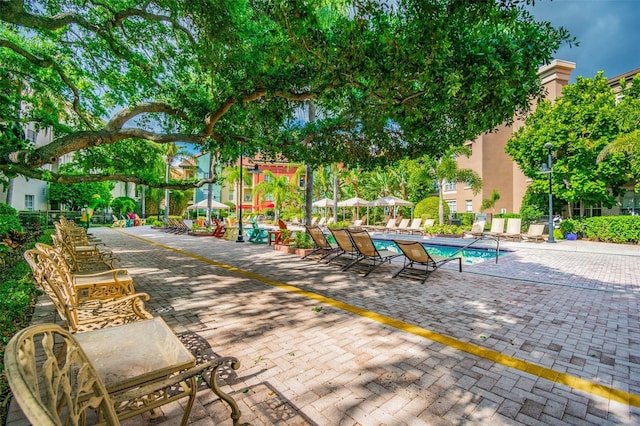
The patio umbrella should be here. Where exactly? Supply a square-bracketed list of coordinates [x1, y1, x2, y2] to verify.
[312, 197, 334, 208]
[186, 199, 230, 210]
[312, 197, 334, 218]
[337, 197, 370, 220]
[368, 195, 413, 220]
[368, 195, 413, 207]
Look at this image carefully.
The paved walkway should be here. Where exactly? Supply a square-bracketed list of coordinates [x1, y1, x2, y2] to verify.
[7, 227, 640, 425]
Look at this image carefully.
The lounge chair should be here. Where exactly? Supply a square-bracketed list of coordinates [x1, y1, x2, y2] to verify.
[399, 218, 422, 235]
[499, 218, 522, 241]
[343, 229, 401, 276]
[212, 218, 226, 238]
[368, 218, 397, 233]
[134, 214, 146, 226]
[482, 218, 505, 238]
[388, 218, 411, 233]
[392, 240, 462, 283]
[521, 223, 545, 242]
[112, 214, 126, 228]
[247, 220, 269, 243]
[304, 226, 340, 260]
[327, 227, 361, 267]
[349, 219, 363, 229]
[462, 220, 486, 238]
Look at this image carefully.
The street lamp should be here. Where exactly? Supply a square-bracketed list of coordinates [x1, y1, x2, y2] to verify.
[540, 142, 555, 243]
[237, 147, 245, 243]
[236, 148, 260, 243]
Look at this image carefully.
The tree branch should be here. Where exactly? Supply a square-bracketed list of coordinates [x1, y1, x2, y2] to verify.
[106, 102, 191, 130]
[4, 128, 204, 168]
[2, 164, 206, 189]
[0, 38, 94, 129]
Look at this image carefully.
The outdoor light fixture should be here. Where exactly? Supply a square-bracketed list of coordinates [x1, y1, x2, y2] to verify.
[236, 151, 260, 243]
[237, 147, 245, 242]
[540, 142, 555, 243]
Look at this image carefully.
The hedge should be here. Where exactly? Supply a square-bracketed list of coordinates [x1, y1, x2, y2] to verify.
[582, 216, 640, 244]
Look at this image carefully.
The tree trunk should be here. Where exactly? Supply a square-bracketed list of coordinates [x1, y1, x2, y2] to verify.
[305, 101, 316, 225]
[438, 183, 445, 225]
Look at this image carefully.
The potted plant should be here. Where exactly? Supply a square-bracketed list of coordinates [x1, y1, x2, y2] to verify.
[559, 218, 580, 240]
[290, 231, 315, 256]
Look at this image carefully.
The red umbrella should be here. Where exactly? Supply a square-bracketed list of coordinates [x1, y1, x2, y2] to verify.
[261, 201, 275, 209]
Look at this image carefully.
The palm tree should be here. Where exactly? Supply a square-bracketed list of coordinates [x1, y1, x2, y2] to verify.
[222, 163, 252, 218]
[254, 167, 305, 221]
[428, 147, 483, 225]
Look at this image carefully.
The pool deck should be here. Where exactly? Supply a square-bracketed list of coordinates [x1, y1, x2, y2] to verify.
[7, 226, 640, 425]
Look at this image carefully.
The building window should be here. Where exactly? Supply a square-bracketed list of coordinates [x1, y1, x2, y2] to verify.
[446, 200, 457, 213]
[264, 174, 272, 183]
[466, 200, 473, 212]
[443, 181, 456, 192]
[25, 195, 34, 211]
[26, 129, 37, 143]
[572, 201, 602, 217]
[228, 190, 234, 201]
[464, 180, 471, 189]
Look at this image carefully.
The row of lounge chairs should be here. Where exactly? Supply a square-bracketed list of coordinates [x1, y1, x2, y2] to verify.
[464, 218, 546, 242]
[304, 226, 461, 283]
[361, 217, 435, 234]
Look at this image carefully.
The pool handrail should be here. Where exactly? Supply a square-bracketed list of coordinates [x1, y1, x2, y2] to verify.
[450, 236, 500, 264]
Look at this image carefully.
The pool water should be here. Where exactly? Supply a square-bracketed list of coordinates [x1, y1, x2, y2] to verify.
[373, 240, 504, 265]
[325, 234, 506, 265]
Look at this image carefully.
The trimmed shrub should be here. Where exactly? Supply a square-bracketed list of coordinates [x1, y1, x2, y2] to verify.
[582, 216, 640, 243]
[0, 203, 22, 236]
[414, 197, 448, 220]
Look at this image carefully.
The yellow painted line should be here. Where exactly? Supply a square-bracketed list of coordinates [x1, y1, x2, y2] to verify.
[118, 230, 640, 408]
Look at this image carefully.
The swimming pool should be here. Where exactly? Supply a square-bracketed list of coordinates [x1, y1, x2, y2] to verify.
[325, 233, 508, 264]
[373, 239, 506, 265]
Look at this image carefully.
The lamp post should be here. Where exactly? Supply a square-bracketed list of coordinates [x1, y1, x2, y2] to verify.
[543, 142, 555, 243]
[237, 147, 245, 243]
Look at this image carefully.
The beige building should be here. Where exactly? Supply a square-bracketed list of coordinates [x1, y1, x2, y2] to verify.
[448, 59, 576, 216]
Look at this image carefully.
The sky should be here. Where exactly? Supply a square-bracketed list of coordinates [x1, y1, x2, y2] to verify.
[527, 0, 640, 82]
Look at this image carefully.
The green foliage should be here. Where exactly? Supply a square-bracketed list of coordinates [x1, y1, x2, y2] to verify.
[582, 216, 640, 243]
[519, 204, 544, 229]
[455, 213, 475, 228]
[414, 197, 448, 220]
[558, 218, 583, 235]
[425, 224, 463, 236]
[110, 197, 137, 216]
[0, 203, 23, 237]
[506, 73, 638, 210]
[292, 231, 314, 249]
[481, 189, 501, 212]
[1, 1, 573, 187]
[48, 177, 113, 211]
[327, 221, 352, 229]
[0, 203, 17, 216]
[0, 230, 43, 425]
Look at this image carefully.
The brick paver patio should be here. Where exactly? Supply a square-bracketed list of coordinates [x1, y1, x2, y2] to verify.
[7, 226, 640, 425]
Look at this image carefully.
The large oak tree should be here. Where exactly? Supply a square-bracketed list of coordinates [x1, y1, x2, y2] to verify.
[0, 0, 572, 190]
